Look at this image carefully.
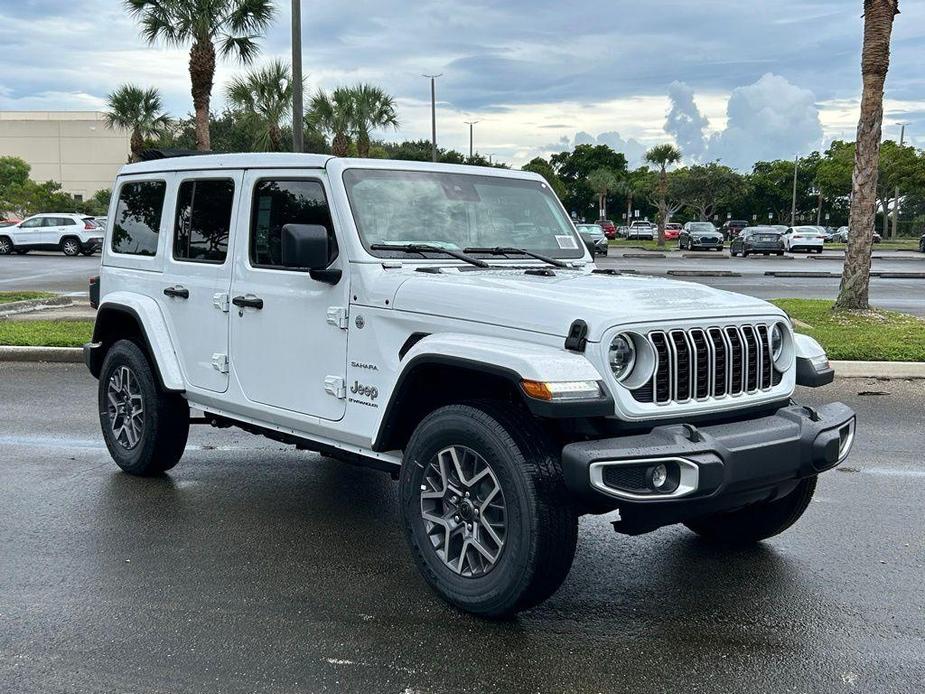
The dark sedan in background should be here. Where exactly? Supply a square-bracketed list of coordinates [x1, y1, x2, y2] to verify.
[730, 226, 785, 257]
[576, 223, 609, 255]
[679, 221, 724, 250]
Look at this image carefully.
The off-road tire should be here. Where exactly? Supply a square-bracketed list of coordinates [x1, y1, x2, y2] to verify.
[400, 403, 578, 618]
[60, 237, 81, 256]
[98, 339, 189, 476]
[685, 477, 817, 545]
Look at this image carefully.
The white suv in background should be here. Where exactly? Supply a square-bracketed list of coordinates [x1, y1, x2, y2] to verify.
[0, 213, 104, 256]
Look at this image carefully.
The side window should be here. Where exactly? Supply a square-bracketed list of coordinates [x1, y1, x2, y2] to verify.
[42, 218, 60, 227]
[61, 218, 77, 226]
[111, 180, 167, 256]
[249, 179, 337, 270]
[173, 179, 235, 264]
[20, 218, 43, 228]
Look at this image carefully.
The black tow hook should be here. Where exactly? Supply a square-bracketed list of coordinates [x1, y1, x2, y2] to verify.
[681, 423, 704, 443]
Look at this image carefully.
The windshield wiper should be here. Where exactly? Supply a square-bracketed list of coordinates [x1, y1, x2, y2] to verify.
[370, 243, 489, 268]
[463, 246, 569, 268]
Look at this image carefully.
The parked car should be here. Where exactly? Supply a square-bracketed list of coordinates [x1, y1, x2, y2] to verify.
[679, 221, 724, 250]
[626, 221, 655, 240]
[83, 153, 854, 618]
[576, 223, 608, 256]
[0, 213, 103, 256]
[721, 219, 749, 239]
[781, 226, 825, 253]
[93, 216, 109, 230]
[664, 222, 682, 240]
[830, 226, 882, 244]
[597, 219, 617, 239]
[730, 227, 785, 257]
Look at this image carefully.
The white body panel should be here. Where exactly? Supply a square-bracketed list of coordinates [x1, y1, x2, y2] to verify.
[95, 154, 810, 458]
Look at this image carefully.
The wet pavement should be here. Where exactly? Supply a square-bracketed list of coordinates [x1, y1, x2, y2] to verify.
[1, 363, 923, 693]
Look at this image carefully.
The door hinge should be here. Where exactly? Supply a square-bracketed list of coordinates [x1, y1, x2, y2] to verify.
[324, 376, 346, 399]
[213, 292, 230, 312]
[211, 353, 229, 373]
[326, 306, 349, 329]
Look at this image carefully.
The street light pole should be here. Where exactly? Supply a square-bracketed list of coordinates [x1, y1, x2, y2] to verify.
[290, 0, 304, 153]
[892, 123, 907, 239]
[423, 74, 442, 162]
[790, 155, 799, 227]
[464, 120, 479, 159]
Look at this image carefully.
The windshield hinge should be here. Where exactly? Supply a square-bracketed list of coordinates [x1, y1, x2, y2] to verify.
[324, 376, 347, 399]
[211, 353, 229, 373]
[212, 292, 230, 312]
[326, 306, 349, 329]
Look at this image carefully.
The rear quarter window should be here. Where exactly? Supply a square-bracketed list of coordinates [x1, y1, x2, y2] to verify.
[111, 180, 167, 256]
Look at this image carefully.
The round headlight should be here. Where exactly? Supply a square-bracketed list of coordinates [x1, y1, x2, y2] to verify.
[609, 334, 636, 381]
[771, 323, 784, 361]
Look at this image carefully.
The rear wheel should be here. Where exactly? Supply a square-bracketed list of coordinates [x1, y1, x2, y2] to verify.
[685, 477, 817, 545]
[98, 339, 189, 476]
[60, 237, 81, 256]
[400, 403, 578, 617]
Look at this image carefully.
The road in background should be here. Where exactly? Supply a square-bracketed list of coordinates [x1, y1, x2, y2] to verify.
[1, 363, 923, 693]
[1, 250, 924, 316]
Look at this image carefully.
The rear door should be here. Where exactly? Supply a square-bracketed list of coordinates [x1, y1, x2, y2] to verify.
[158, 171, 241, 393]
[229, 171, 349, 421]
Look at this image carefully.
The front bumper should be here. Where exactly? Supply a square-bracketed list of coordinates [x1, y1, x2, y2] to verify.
[561, 402, 855, 533]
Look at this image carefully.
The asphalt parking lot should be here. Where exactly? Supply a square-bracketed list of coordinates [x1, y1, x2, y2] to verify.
[1, 363, 923, 693]
[3, 250, 924, 317]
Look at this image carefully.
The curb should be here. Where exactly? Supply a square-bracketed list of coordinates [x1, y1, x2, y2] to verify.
[830, 360, 925, 379]
[764, 271, 925, 279]
[0, 296, 72, 317]
[623, 253, 666, 259]
[668, 270, 741, 278]
[765, 271, 840, 278]
[0, 346, 84, 362]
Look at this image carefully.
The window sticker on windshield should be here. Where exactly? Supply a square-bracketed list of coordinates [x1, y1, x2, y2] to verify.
[555, 235, 578, 250]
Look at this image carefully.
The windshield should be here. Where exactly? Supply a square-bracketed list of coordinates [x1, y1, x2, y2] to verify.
[343, 169, 584, 259]
[689, 222, 717, 232]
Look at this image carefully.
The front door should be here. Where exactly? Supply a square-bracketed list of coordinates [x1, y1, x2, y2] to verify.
[158, 171, 240, 393]
[229, 171, 349, 421]
[12, 217, 47, 247]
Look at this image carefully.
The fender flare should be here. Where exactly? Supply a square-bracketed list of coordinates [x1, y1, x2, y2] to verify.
[371, 333, 611, 451]
[91, 292, 185, 391]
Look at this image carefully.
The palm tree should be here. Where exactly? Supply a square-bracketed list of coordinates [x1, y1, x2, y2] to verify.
[645, 144, 682, 247]
[104, 84, 171, 163]
[587, 168, 620, 221]
[226, 60, 294, 152]
[307, 87, 354, 157]
[125, 0, 276, 152]
[350, 84, 399, 157]
[836, 0, 901, 310]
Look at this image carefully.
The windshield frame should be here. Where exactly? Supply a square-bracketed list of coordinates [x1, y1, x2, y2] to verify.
[341, 167, 586, 262]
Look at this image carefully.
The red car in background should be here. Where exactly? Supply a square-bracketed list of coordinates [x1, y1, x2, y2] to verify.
[597, 219, 617, 239]
[664, 223, 682, 240]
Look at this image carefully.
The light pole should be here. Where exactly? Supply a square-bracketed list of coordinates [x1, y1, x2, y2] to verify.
[790, 154, 799, 227]
[464, 120, 479, 159]
[892, 123, 907, 239]
[291, 0, 304, 153]
[423, 74, 442, 162]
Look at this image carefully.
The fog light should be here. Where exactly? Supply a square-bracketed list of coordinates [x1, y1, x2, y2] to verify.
[649, 463, 668, 489]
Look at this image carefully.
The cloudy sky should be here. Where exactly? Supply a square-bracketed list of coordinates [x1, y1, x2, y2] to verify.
[1, 0, 923, 168]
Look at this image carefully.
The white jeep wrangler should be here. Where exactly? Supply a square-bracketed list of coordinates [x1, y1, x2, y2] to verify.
[84, 153, 855, 617]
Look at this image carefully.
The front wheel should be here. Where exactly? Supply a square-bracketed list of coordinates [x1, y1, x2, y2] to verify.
[400, 403, 578, 618]
[685, 477, 817, 545]
[0, 237, 12, 255]
[98, 339, 190, 476]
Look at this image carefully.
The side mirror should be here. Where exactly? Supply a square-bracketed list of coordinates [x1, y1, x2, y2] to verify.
[281, 223, 341, 284]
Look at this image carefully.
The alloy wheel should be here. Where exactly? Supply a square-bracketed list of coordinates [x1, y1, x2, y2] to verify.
[0, 238, 10, 254]
[106, 365, 145, 449]
[419, 445, 507, 577]
[63, 240, 79, 256]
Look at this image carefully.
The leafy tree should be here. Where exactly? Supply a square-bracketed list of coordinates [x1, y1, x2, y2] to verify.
[522, 157, 566, 200]
[226, 59, 294, 152]
[349, 84, 399, 158]
[671, 163, 743, 221]
[836, 0, 900, 311]
[307, 87, 354, 156]
[645, 144, 682, 247]
[587, 168, 620, 220]
[551, 144, 627, 216]
[0, 180, 83, 218]
[125, 0, 277, 151]
[87, 189, 112, 216]
[877, 139, 925, 236]
[0, 157, 30, 195]
[104, 84, 172, 162]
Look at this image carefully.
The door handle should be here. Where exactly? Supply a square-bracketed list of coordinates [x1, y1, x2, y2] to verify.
[163, 286, 189, 299]
[232, 294, 264, 310]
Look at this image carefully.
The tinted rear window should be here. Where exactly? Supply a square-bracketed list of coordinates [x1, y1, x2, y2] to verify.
[173, 179, 235, 263]
[111, 181, 167, 256]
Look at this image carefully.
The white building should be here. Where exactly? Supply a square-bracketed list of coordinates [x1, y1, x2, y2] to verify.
[0, 111, 130, 200]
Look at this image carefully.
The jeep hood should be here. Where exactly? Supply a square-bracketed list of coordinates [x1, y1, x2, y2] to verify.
[390, 268, 785, 342]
